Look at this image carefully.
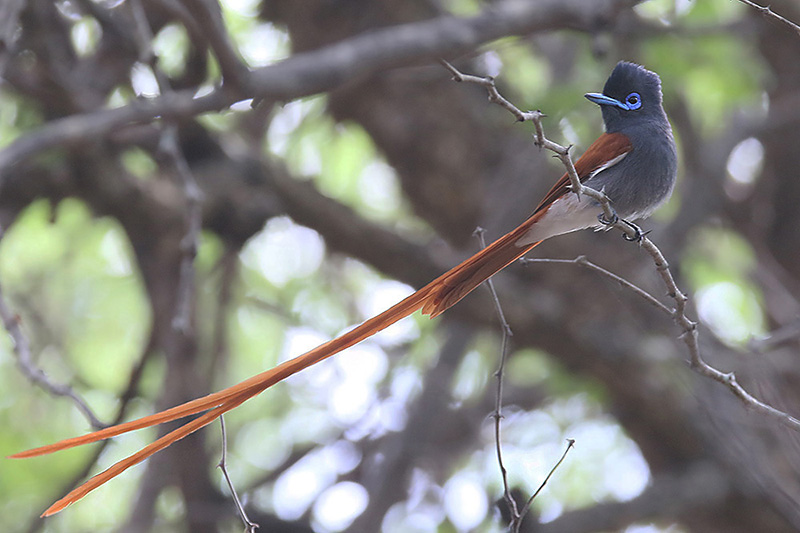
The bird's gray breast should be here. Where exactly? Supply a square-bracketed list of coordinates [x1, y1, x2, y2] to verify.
[585, 123, 677, 220]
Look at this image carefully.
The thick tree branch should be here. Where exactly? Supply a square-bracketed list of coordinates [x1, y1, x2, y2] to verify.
[0, 0, 637, 176]
[179, 0, 250, 88]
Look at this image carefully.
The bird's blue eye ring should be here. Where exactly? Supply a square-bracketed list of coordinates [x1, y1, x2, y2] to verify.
[625, 92, 642, 110]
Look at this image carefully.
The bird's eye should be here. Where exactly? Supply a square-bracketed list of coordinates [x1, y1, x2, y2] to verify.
[625, 92, 642, 110]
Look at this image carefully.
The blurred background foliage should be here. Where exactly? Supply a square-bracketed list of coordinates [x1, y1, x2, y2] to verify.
[1, 0, 798, 532]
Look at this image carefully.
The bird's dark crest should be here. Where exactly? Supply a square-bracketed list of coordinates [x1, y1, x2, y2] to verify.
[603, 61, 663, 103]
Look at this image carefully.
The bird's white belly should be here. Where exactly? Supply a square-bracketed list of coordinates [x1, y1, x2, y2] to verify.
[516, 193, 601, 246]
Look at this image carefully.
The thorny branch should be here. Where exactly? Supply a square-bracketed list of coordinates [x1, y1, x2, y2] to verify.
[736, 0, 800, 37]
[641, 238, 800, 431]
[441, 60, 800, 434]
[439, 60, 617, 223]
[476, 225, 575, 532]
[473, 227, 522, 527]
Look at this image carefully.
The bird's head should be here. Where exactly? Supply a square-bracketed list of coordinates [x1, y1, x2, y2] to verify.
[585, 61, 666, 132]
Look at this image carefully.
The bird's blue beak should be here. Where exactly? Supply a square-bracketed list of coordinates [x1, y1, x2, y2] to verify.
[584, 92, 628, 110]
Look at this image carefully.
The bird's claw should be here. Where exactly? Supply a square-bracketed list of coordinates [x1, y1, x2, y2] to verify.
[597, 212, 648, 243]
[597, 212, 618, 226]
[620, 219, 649, 243]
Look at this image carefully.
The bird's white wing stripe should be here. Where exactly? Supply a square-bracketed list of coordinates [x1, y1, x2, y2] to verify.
[588, 151, 629, 179]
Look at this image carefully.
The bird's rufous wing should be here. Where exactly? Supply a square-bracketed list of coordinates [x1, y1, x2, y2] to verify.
[532, 132, 632, 215]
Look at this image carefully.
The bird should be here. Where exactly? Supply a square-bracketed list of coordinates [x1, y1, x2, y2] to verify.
[10, 61, 678, 516]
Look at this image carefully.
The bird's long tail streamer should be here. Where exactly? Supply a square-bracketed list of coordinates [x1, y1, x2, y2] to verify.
[10, 215, 543, 516]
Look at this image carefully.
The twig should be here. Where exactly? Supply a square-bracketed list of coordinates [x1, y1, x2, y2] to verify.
[441, 61, 800, 434]
[736, 0, 800, 37]
[520, 439, 575, 521]
[473, 227, 521, 527]
[474, 230, 575, 532]
[521, 257, 672, 314]
[528, 255, 800, 432]
[0, 227, 106, 429]
[439, 59, 541, 123]
[218, 417, 258, 532]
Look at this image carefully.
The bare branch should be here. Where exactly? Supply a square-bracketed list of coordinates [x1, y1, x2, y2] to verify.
[440, 59, 539, 123]
[528, 253, 800, 432]
[218, 417, 258, 532]
[640, 239, 800, 430]
[520, 439, 575, 520]
[521, 256, 672, 314]
[526, 253, 800, 432]
[737, 0, 800, 37]
[473, 227, 521, 527]
[0, 89, 228, 175]
[474, 228, 575, 532]
[0, 0, 636, 177]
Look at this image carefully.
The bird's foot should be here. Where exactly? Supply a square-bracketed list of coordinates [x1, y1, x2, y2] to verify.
[596, 212, 618, 227]
[620, 218, 650, 243]
[596, 213, 649, 243]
